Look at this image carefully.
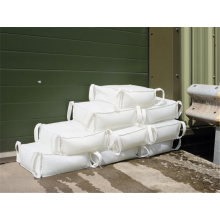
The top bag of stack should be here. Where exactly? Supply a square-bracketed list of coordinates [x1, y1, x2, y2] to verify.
[89, 84, 165, 111]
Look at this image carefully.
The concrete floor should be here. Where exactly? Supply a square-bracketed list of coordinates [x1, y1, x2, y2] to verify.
[0, 150, 220, 193]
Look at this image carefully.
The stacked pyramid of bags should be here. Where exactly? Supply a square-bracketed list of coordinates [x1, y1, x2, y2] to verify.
[15, 84, 185, 178]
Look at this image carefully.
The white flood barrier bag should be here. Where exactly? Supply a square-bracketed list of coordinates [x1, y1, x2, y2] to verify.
[137, 140, 174, 158]
[106, 125, 157, 155]
[90, 147, 138, 166]
[34, 120, 106, 156]
[140, 98, 183, 125]
[89, 84, 165, 110]
[151, 120, 186, 149]
[67, 101, 142, 132]
[15, 141, 91, 178]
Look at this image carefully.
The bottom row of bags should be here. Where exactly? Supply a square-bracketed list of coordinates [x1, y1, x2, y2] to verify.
[15, 140, 175, 178]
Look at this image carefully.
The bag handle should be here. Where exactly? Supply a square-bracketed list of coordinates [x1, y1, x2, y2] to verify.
[51, 134, 62, 155]
[34, 123, 42, 142]
[83, 112, 96, 132]
[176, 101, 183, 119]
[15, 141, 21, 163]
[90, 151, 102, 168]
[113, 89, 123, 111]
[137, 146, 150, 158]
[89, 84, 95, 101]
[147, 125, 157, 145]
[136, 106, 144, 126]
[106, 129, 122, 156]
[15, 141, 21, 152]
[31, 152, 42, 178]
[177, 121, 186, 139]
[171, 139, 182, 151]
[171, 121, 186, 151]
[67, 101, 75, 121]
[155, 88, 165, 106]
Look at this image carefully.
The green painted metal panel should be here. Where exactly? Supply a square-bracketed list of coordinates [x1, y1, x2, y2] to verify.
[103, 27, 148, 34]
[0, 136, 35, 152]
[215, 27, 220, 85]
[0, 27, 149, 153]
[1, 86, 89, 103]
[1, 69, 147, 87]
[192, 27, 215, 85]
[0, 33, 148, 60]
[0, 51, 148, 72]
[0, 102, 69, 121]
[0, 117, 66, 139]
[0, 27, 148, 47]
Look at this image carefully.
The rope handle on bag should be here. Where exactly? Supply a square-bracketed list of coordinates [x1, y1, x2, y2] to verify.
[89, 84, 95, 101]
[67, 101, 75, 121]
[113, 89, 123, 111]
[34, 123, 42, 142]
[147, 125, 157, 145]
[177, 121, 186, 139]
[154, 88, 165, 106]
[176, 101, 183, 119]
[172, 121, 186, 151]
[82, 112, 96, 132]
[31, 152, 42, 178]
[15, 141, 21, 152]
[136, 106, 144, 126]
[137, 146, 150, 158]
[90, 151, 102, 168]
[172, 139, 182, 151]
[51, 134, 62, 155]
[106, 129, 122, 156]
[15, 141, 21, 163]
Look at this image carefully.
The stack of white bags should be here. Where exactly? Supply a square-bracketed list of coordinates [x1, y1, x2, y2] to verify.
[15, 84, 185, 178]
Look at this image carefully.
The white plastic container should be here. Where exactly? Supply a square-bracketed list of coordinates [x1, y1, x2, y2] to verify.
[67, 101, 142, 132]
[140, 98, 183, 125]
[35, 120, 106, 156]
[137, 140, 175, 158]
[105, 125, 157, 155]
[89, 84, 165, 110]
[15, 141, 92, 178]
[90, 147, 138, 166]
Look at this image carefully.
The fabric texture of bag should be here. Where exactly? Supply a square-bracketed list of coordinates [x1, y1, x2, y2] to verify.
[34, 120, 106, 156]
[89, 84, 165, 110]
[106, 125, 157, 156]
[90, 147, 138, 166]
[139, 98, 183, 125]
[67, 101, 142, 132]
[137, 140, 174, 158]
[15, 141, 96, 178]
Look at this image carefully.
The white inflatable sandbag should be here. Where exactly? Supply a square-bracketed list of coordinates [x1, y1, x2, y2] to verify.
[140, 98, 183, 125]
[151, 120, 186, 149]
[90, 147, 138, 166]
[137, 140, 175, 157]
[67, 101, 142, 132]
[106, 125, 157, 155]
[34, 120, 106, 156]
[89, 84, 165, 110]
[15, 141, 92, 178]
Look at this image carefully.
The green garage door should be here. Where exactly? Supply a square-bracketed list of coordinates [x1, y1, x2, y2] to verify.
[0, 27, 149, 153]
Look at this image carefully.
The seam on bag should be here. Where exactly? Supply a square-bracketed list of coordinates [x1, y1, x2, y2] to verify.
[75, 103, 135, 114]
[146, 102, 176, 111]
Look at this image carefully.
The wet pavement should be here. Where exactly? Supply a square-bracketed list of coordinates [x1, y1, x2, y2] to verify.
[0, 150, 220, 193]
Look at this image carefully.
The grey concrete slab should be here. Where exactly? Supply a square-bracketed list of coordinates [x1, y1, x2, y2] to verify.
[0, 150, 219, 193]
